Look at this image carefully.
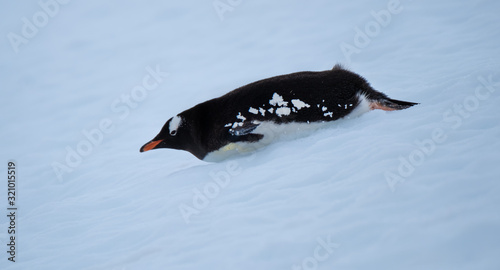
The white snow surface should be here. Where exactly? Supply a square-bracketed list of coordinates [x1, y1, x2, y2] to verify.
[1, 1, 500, 269]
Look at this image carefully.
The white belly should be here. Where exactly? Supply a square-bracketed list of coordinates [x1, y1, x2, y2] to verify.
[204, 94, 372, 162]
[204, 121, 330, 162]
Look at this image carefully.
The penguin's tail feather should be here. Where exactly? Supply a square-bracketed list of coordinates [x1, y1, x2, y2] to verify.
[370, 98, 419, 111]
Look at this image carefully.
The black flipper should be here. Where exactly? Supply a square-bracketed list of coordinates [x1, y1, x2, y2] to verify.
[229, 122, 260, 136]
[228, 122, 263, 142]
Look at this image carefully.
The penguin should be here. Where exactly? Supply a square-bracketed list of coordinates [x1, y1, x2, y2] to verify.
[140, 64, 418, 161]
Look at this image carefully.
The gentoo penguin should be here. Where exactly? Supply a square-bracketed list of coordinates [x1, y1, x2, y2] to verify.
[140, 65, 417, 161]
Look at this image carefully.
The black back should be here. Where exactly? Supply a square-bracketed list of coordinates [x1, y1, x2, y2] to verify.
[180, 66, 385, 157]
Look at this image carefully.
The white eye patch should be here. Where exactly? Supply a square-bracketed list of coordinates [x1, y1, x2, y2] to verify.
[169, 115, 182, 135]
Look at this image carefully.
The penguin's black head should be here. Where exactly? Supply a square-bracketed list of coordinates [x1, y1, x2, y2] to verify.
[140, 115, 191, 153]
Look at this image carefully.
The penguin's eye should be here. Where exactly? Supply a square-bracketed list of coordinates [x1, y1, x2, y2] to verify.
[170, 130, 177, 136]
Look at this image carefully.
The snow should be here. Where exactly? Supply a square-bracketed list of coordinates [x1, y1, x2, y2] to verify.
[1, 1, 500, 270]
[276, 107, 292, 117]
[269, 92, 288, 107]
[259, 107, 266, 116]
[236, 112, 246, 121]
[248, 107, 259, 114]
[231, 122, 243, 128]
[291, 99, 311, 110]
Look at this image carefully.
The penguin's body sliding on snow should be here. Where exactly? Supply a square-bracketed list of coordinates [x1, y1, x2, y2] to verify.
[140, 64, 418, 161]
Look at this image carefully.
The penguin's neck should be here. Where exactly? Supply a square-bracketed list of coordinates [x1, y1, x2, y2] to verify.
[183, 109, 210, 160]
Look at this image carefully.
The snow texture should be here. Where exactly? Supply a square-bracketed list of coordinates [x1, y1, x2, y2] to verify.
[276, 107, 292, 117]
[269, 92, 288, 107]
[324, 112, 334, 118]
[259, 107, 266, 116]
[291, 99, 311, 110]
[236, 112, 246, 121]
[1, 1, 500, 270]
[248, 107, 259, 114]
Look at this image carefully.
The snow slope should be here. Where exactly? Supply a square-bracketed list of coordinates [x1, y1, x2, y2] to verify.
[1, 0, 500, 269]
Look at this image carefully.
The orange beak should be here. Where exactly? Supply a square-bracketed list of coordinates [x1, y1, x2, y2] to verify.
[140, 140, 162, 152]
